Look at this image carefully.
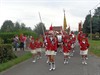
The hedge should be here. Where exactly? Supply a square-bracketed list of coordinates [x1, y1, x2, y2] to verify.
[0, 44, 16, 63]
[0, 31, 38, 44]
[0, 52, 32, 72]
[0, 38, 3, 44]
[88, 33, 100, 40]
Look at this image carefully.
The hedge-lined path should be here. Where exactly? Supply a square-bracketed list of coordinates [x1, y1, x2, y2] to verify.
[0, 42, 100, 75]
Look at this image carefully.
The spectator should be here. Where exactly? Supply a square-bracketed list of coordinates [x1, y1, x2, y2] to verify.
[26, 36, 31, 50]
[19, 34, 25, 51]
[13, 35, 19, 51]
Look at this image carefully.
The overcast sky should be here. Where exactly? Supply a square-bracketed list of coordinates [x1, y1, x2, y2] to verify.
[0, 0, 100, 31]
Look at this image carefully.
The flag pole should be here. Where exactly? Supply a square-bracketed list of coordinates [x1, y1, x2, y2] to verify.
[63, 9, 67, 31]
[38, 12, 45, 36]
[63, 9, 65, 16]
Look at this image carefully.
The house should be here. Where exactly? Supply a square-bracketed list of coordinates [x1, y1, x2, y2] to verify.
[52, 26, 62, 32]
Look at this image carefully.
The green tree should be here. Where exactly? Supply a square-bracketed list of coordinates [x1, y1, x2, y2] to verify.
[83, 14, 91, 34]
[92, 15, 100, 33]
[83, 7, 100, 34]
[14, 22, 21, 30]
[94, 7, 100, 16]
[93, 7, 100, 33]
[33, 22, 46, 36]
[1, 20, 14, 32]
[21, 23, 26, 29]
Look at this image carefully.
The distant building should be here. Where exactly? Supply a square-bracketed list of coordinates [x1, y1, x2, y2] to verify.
[46, 26, 62, 32]
[52, 26, 62, 32]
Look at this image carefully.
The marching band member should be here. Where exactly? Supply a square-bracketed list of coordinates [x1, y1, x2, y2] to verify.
[29, 37, 37, 63]
[62, 36, 71, 64]
[79, 35, 89, 65]
[45, 31, 57, 71]
[35, 38, 42, 59]
[69, 31, 76, 57]
[71, 31, 76, 49]
[57, 32, 63, 52]
[45, 35, 50, 64]
[49, 35, 57, 71]
[77, 31, 83, 43]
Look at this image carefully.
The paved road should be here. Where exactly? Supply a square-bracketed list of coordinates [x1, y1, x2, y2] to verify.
[0, 42, 100, 75]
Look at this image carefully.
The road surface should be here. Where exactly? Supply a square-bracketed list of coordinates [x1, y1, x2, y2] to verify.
[0, 42, 100, 75]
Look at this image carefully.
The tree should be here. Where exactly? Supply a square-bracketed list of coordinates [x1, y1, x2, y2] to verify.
[33, 22, 46, 35]
[14, 22, 21, 30]
[93, 7, 100, 33]
[1, 20, 14, 32]
[94, 7, 100, 16]
[83, 14, 91, 34]
[83, 7, 100, 34]
[21, 23, 26, 29]
[92, 15, 100, 33]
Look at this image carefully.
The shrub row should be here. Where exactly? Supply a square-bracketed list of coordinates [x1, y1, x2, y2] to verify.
[0, 44, 17, 63]
[0, 31, 38, 44]
[88, 33, 100, 40]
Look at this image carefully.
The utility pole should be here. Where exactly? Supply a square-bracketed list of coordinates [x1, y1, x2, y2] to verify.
[89, 10, 92, 40]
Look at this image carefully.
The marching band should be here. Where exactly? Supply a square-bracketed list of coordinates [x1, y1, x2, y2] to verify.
[29, 29, 90, 71]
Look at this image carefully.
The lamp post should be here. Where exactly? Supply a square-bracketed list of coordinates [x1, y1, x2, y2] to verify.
[89, 10, 92, 40]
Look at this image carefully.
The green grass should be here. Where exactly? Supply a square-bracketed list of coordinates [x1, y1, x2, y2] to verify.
[89, 40, 100, 57]
[0, 52, 32, 72]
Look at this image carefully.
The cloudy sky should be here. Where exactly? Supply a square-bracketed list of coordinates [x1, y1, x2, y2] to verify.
[0, 0, 100, 31]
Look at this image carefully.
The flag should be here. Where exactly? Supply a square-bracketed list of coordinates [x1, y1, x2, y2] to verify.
[63, 10, 67, 31]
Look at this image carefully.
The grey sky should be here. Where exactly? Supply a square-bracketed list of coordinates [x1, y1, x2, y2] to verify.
[0, 0, 100, 31]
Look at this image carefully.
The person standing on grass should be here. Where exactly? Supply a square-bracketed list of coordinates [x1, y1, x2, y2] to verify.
[19, 34, 25, 51]
[26, 36, 31, 50]
[23, 35, 27, 49]
[79, 35, 90, 65]
[13, 35, 19, 51]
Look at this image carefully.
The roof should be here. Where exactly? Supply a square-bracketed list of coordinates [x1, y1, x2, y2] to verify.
[46, 26, 62, 32]
[52, 26, 62, 32]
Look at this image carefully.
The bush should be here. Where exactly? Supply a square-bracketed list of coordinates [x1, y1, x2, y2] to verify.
[0, 38, 4, 44]
[0, 44, 17, 63]
[94, 32, 100, 40]
[89, 33, 100, 40]
[0, 52, 32, 72]
[0, 31, 38, 44]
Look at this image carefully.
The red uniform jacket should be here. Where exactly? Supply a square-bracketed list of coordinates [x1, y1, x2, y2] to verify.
[77, 33, 82, 43]
[62, 39, 71, 53]
[29, 42, 36, 50]
[50, 37, 58, 51]
[40, 41, 43, 47]
[35, 41, 40, 48]
[79, 41, 89, 51]
[45, 36, 51, 50]
[63, 43, 71, 53]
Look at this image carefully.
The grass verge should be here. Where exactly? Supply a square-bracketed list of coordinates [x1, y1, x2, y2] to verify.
[89, 40, 100, 57]
[0, 52, 32, 72]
